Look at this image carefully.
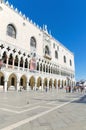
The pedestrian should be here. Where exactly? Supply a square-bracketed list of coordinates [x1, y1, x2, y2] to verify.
[45, 86, 47, 92]
[69, 86, 71, 93]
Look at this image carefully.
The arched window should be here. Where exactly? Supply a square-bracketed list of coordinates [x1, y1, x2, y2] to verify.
[0, 76, 4, 85]
[51, 67, 52, 73]
[14, 55, 18, 66]
[8, 54, 13, 65]
[45, 46, 50, 55]
[25, 58, 28, 68]
[55, 51, 58, 59]
[40, 63, 42, 71]
[30, 37, 36, 48]
[7, 24, 16, 38]
[46, 65, 48, 73]
[37, 62, 39, 71]
[64, 56, 66, 63]
[43, 64, 45, 72]
[70, 59, 72, 66]
[2, 51, 7, 64]
[49, 66, 50, 73]
[20, 57, 23, 67]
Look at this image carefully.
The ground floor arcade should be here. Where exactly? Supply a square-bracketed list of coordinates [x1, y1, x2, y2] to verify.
[0, 71, 75, 92]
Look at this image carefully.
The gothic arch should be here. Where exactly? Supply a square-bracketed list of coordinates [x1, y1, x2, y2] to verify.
[29, 76, 35, 90]
[49, 78, 52, 89]
[20, 75, 27, 90]
[45, 45, 50, 55]
[58, 79, 60, 88]
[30, 36, 36, 48]
[7, 24, 16, 38]
[43, 78, 48, 88]
[8, 53, 13, 65]
[2, 51, 7, 64]
[37, 77, 42, 88]
[54, 79, 57, 88]
[8, 73, 17, 90]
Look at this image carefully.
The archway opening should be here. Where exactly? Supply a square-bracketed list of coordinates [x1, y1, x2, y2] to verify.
[37, 77, 42, 88]
[54, 79, 57, 88]
[29, 76, 35, 90]
[8, 74, 17, 91]
[49, 79, 52, 89]
[44, 78, 48, 89]
[58, 79, 60, 88]
[0, 72, 4, 91]
[20, 75, 27, 90]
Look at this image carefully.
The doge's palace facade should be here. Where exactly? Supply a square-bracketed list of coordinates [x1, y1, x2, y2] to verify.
[0, 0, 75, 92]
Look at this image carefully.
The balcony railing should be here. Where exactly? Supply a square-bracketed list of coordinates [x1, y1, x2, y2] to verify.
[44, 54, 52, 60]
[1, 63, 74, 79]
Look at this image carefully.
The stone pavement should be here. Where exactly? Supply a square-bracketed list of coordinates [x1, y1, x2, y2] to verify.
[0, 89, 86, 130]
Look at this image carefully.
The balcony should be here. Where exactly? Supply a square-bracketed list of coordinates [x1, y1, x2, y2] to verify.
[44, 54, 52, 60]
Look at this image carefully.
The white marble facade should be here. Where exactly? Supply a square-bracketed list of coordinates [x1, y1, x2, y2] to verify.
[0, 0, 75, 92]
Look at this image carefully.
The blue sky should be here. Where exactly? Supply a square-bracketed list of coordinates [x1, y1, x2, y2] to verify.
[8, 0, 86, 81]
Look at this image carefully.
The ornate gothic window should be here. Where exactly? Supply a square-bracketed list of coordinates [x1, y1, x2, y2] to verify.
[55, 51, 58, 59]
[2, 51, 7, 64]
[70, 59, 72, 66]
[25, 58, 28, 68]
[46, 65, 48, 73]
[45, 46, 50, 55]
[37, 62, 39, 70]
[30, 37, 36, 48]
[64, 56, 66, 63]
[40, 63, 42, 71]
[8, 54, 13, 65]
[20, 57, 23, 67]
[43, 64, 45, 72]
[14, 55, 18, 66]
[7, 24, 16, 38]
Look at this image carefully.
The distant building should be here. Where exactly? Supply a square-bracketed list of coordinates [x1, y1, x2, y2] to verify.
[76, 80, 86, 87]
[0, 0, 75, 92]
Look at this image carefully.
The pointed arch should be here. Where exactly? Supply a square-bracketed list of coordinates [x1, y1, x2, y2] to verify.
[20, 57, 23, 67]
[54, 79, 57, 88]
[55, 51, 58, 59]
[49, 78, 52, 89]
[44, 78, 48, 88]
[29, 76, 35, 90]
[2, 51, 7, 64]
[45, 45, 50, 55]
[7, 24, 16, 38]
[37, 77, 42, 88]
[0, 72, 4, 86]
[8, 53, 13, 65]
[64, 55, 66, 63]
[70, 59, 72, 66]
[25, 58, 28, 68]
[20, 75, 27, 90]
[8, 73, 17, 90]
[40, 63, 42, 71]
[37, 62, 39, 71]
[14, 55, 18, 66]
[30, 36, 36, 48]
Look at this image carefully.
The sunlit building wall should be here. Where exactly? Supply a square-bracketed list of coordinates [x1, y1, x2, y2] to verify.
[0, 0, 75, 92]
